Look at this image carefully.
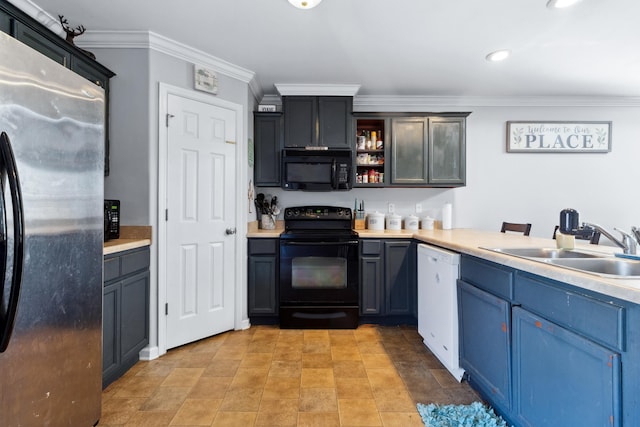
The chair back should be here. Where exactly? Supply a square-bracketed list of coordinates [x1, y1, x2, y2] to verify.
[501, 222, 532, 236]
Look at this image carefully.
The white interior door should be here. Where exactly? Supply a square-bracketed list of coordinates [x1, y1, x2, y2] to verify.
[165, 93, 236, 349]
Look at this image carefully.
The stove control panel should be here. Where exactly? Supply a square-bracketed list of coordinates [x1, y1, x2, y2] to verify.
[284, 205, 352, 220]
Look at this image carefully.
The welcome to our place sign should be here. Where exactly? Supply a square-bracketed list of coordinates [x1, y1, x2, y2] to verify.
[506, 121, 612, 153]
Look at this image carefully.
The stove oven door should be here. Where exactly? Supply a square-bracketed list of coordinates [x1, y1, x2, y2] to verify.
[279, 237, 359, 328]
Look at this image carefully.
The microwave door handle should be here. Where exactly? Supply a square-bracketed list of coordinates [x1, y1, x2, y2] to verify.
[331, 158, 336, 188]
[0, 132, 25, 353]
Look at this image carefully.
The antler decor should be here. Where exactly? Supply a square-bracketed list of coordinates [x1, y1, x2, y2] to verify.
[58, 15, 95, 59]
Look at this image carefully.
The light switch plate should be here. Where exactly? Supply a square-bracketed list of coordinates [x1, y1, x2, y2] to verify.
[388, 203, 395, 213]
[416, 203, 422, 213]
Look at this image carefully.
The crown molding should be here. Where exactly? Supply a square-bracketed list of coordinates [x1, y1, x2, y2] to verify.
[353, 95, 640, 110]
[78, 31, 263, 100]
[260, 94, 640, 109]
[275, 84, 361, 97]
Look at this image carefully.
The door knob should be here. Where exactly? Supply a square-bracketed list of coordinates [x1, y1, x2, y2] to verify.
[225, 227, 237, 235]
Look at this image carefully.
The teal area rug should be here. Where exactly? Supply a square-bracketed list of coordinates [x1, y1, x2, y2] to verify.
[417, 402, 509, 427]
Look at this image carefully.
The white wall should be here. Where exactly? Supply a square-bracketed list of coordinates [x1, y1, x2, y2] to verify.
[460, 105, 640, 239]
[100, 49, 150, 223]
[256, 103, 640, 244]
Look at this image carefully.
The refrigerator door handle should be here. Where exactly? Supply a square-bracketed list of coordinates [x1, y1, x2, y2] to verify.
[0, 132, 25, 353]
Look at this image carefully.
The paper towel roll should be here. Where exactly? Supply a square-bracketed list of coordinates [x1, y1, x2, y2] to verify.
[442, 203, 452, 230]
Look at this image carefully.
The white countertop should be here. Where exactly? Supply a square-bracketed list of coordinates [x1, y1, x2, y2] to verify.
[104, 238, 151, 255]
[103, 225, 152, 255]
[410, 228, 640, 305]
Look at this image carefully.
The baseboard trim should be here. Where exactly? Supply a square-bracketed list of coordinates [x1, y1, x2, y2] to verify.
[139, 345, 160, 361]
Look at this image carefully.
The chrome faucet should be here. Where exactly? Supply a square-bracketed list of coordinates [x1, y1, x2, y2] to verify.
[582, 222, 638, 254]
[632, 226, 640, 245]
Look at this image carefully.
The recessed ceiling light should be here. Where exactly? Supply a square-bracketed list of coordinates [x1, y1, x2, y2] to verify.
[288, 0, 323, 9]
[546, 0, 583, 9]
[485, 50, 511, 62]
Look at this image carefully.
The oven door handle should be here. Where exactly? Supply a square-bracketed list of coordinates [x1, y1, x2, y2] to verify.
[282, 240, 359, 247]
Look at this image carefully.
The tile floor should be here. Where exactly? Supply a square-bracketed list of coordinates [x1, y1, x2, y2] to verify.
[98, 325, 479, 426]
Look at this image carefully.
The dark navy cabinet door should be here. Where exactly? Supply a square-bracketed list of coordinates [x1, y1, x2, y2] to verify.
[512, 307, 621, 427]
[253, 112, 282, 186]
[283, 96, 317, 147]
[360, 255, 382, 315]
[384, 241, 416, 316]
[248, 238, 279, 318]
[458, 279, 512, 411]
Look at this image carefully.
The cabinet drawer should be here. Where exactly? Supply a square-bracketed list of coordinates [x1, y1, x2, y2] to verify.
[104, 257, 120, 283]
[515, 272, 625, 352]
[121, 248, 150, 276]
[460, 255, 514, 300]
[360, 239, 382, 255]
[249, 239, 278, 255]
[105, 247, 150, 284]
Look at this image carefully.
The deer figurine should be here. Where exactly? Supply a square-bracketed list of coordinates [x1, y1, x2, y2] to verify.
[58, 15, 95, 59]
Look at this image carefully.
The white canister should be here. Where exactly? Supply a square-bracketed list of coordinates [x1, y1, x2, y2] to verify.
[386, 213, 402, 230]
[367, 211, 385, 230]
[404, 215, 419, 230]
[421, 216, 435, 230]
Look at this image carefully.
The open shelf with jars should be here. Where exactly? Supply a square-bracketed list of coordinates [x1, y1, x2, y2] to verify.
[355, 118, 387, 186]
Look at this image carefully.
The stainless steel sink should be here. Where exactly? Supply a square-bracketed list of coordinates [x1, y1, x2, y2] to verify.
[483, 247, 640, 278]
[487, 247, 603, 259]
[546, 258, 640, 279]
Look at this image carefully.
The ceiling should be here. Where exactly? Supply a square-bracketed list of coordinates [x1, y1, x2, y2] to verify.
[25, 0, 640, 98]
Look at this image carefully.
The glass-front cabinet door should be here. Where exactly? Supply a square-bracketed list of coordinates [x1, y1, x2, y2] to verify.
[390, 117, 429, 185]
[428, 117, 466, 186]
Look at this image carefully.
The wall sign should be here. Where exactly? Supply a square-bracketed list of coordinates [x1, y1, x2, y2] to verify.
[506, 121, 611, 153]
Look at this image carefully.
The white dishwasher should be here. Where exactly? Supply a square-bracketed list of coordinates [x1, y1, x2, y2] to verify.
[417, 243, 465, 381]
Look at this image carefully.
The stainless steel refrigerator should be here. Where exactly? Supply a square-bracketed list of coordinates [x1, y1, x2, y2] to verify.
[0, 32, 104, 425]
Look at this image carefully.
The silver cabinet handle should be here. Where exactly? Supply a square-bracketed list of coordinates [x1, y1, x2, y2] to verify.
[225, 228, 237, 235]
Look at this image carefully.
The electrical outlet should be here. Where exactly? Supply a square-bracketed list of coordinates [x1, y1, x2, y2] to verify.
[388, 203, 395, 213]
[416, 203, 422, 213]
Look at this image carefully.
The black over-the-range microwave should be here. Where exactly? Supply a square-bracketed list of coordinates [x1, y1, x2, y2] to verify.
[281, 148, 352, 191]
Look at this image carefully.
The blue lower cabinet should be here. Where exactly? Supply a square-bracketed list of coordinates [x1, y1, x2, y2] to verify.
[512, 306, 621, 427]
[458, 279, 512, 413]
